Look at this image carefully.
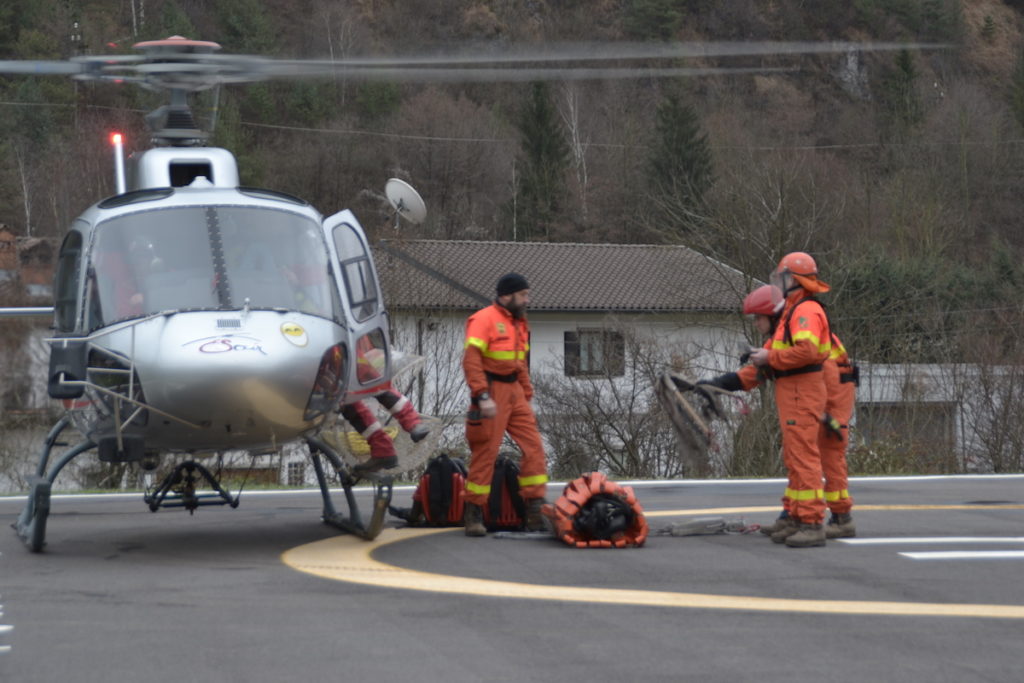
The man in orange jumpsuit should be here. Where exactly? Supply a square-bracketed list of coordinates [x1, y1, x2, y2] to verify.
[462, 272, 549, 537]
[709, 284, 858, 541]
[699, 253, 832, 547]
[819, 331, 857, 537]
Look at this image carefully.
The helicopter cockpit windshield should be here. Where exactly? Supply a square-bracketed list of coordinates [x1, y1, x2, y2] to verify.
[89, 206, 339, 327]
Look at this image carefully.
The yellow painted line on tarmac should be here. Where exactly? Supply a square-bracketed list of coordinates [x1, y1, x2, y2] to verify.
[281, 502, 1024, 619]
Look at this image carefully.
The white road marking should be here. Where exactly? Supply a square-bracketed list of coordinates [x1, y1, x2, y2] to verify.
[900, 551, 1024, 560]
[836, 537, 1024, 561]
[0, 600, 9, 653]
[838, 537, 1024, 545]
[2, 472, 1023, 503]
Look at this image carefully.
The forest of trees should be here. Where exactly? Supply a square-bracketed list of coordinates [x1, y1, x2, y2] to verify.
[3, 1, 1024, 364]
[4, 1, 1024, 477]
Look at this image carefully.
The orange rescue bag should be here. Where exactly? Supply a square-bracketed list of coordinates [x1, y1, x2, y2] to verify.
[542, 472, 648, 548]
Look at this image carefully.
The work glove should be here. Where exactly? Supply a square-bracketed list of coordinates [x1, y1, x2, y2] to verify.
[696, 372, 743, 393]
[821, 412, 844, 441]
[668, 375, 696, 393]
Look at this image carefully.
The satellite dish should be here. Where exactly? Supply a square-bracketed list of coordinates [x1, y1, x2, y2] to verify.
[385, 178, 427, 226]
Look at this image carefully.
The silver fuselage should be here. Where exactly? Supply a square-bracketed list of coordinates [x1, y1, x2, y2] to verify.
[52, 164, 391, 454]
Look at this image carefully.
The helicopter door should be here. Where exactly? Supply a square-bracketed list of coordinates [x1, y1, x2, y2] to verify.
[323, 211, 391, 399]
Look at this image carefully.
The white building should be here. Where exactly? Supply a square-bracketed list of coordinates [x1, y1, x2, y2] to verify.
[373, 239, 756, 414]
[371, 239, 762, 477]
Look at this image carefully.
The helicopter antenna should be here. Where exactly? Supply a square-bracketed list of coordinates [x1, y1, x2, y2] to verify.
[384, 179, 427, 229]
[208, 84, 222, 136]
[110, 132, 127, 193]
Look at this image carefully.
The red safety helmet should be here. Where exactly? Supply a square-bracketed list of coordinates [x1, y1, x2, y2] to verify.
[742, 284, 784, 316]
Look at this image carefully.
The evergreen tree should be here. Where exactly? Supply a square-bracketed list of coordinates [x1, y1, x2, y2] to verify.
[354, 81, 401, 124]
[624, 0, 684, 40]
[646, 91, 714, 235]
[1011, 48, 1024, 132]
[137, 2, 197, 42]
[216, 0, 277, 54]
[878, 49, 923, 132]
[513, 82, 569, 241]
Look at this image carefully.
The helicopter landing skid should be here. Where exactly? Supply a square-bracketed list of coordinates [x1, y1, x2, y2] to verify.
[13, 417, 97, 552]
[306, 436, 392, 541]
[144, 461, 240, 513]
[14, 476, 52, 553]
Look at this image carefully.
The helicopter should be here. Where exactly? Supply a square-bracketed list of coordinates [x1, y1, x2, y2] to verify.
[0, 35, 940, 552]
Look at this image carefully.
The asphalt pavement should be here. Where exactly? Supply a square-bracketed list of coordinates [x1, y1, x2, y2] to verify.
[1, 475, 1023, 683]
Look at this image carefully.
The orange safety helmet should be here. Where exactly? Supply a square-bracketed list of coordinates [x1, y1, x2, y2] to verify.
[776, 251, 818, 276]
[774, 251, 830, 294]
[742, 284, 784, 316]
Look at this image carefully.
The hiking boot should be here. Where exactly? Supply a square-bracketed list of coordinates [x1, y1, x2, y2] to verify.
[463, 503, 486, 537]
[760, 512, 790, 536]
[769, 516, 799, 544]
[785, 522, 827, 548]
[351, 455, 398, 477]
[525, 498, 547, 532]
[409, 423, 431, 443]
[825, 512, 856, 539]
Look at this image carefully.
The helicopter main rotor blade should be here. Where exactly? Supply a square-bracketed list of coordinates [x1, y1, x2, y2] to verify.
[280, 40, 947, 68]
[0, 39, 946, 92]
[259, 63, 796, 82]
[0, 60, 87, 76]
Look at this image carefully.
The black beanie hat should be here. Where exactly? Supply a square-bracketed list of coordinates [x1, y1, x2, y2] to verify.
[496, 272, 529, 296]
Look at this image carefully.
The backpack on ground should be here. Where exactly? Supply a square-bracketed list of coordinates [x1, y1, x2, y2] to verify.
[482, 453, 527, 531]
[388, 453, 467, 526]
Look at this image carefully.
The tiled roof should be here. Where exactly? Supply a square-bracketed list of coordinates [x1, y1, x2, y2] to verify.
[372, 239, 752, 313]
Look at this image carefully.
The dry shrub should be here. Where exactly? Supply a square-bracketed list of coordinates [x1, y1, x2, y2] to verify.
[847, 436, 958, 475]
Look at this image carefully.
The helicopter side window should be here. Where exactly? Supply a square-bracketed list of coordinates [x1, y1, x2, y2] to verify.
[54, 229, 84, 333]
[354, 328, 388, 387]
[332, 224, 379, 323]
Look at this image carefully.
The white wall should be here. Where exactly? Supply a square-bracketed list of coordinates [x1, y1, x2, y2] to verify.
[387, 308, 751, 420]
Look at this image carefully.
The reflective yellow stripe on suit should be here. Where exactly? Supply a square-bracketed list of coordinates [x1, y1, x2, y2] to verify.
[785, 487, 824, 501]
[518, 474, 549, 487]
[466, 481, 491, 495]
[772, 331, 830, 354]
[464, 338, 528, 360]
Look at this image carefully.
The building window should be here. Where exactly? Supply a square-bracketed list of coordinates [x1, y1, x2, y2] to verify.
[564, 329, 625, 377]
[286, 461, 306, 487]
